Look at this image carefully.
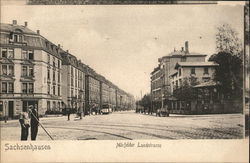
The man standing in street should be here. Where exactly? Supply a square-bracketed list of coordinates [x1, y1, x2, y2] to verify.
[19, 110, 30, 140]
[67, 108, 71, 121]
[29, 104, 39, 140]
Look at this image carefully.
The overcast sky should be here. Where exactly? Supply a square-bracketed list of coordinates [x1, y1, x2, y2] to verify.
[1, 3, 244, 99]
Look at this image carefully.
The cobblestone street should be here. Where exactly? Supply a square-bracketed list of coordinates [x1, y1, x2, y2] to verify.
[1, 111, 244, 140]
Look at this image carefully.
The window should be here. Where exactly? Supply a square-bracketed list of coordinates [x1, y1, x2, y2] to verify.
[8, 49, 14, 58]
[71, 88, 74, 97]
[1, 82, 7, 93]
[53, 101, 56, 111]
[58, 60, 60, 69]
[53, 57, 56, 67]
[58, 86, 60, 96]
[28, 50, 34, 60]
[179, 68, 181, 76]
[204, 67, 209, 74]
[22, 66, 33, 77]
[22, 50, 28, 60]
[2, 65, 7, 75]
[12, 34, 24, 43]
[48, 84, 50, 94]
[22, 66, 27, 76]
[53, 71, 55, 81]
[191, 67, 195, 75]
[14, 35, 18, 42]
[53, 86, 56, 95]
[1, 48, 14, 58]
[71, 77, 73, 86]
[47, 101, 51, 111]
[29, 67, 34, 77]
[71, 67, 74, 77]
[22, 83, 33, 94]
[8, 65, 14, 76]
[22, 83, 28, 93]
[58, 72, 60, 83]
[8, 83, 14, 93]
[29, 83, 34, 93]
[181, 57, 186, 62]
[47, 54, 50, 63]
[47, 69, 50, 80]
[1, 48, 7, 58]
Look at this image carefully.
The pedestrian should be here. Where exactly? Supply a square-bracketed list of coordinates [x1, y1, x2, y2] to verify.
[19, 110, 30, 141]
[67, 108, 71, 120]
[29, 105, 39, 141]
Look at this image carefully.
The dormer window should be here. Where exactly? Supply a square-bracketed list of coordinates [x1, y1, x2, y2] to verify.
[10, 29, 24, 43]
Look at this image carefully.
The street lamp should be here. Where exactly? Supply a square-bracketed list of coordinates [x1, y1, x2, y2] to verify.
[4, 101, 7, 123]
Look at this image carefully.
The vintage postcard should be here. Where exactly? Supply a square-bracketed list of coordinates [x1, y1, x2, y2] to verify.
[0, 0, 249, 162]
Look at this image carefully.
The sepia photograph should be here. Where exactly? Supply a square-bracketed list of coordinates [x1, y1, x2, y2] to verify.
[0, 0, 249, 162]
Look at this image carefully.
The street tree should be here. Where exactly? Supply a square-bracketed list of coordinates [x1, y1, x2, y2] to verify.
[173, 76, 199, 101]
[140, 94, 151, 109]
[215, 23, 243, 60]
[209, 51, 243, 99]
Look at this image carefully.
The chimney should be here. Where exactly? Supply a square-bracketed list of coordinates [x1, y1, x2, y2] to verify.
[12, 20, 17, 25]
[174, 48, 176, 52]
[181, 47, 184, 52]
[66, 50, 69, 53]
[37, 30, 40, 35]
[185, 41, 189, 53]
[58, 44, 61, 48]
[24, 22, 28, 27]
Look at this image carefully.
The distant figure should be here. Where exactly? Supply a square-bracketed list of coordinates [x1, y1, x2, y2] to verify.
[29, 105, 39, 141]
[67, 108, 71, 120]
[19, 111, 30, 141]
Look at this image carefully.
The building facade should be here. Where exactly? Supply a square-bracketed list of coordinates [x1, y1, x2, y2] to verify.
[0, 21, 135, 119]
[0, 20, 62, 118]
[150, 41, 207, 112]
[170, 62, 218, 93]
[60, 51, 86, 114]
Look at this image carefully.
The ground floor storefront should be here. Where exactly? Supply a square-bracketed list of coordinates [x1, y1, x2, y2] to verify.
[0, 98, 62, 119]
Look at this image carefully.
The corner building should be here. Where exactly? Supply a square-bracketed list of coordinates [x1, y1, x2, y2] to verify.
[0, 20, 62, 118]
[150, 41, 206, 113]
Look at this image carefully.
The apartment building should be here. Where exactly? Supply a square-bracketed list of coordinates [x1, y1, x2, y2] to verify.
[85, 67, 101, 114]
[60, 50, 86, 113]
[0, 20, 62, 118]
[0, 21, 135, 119]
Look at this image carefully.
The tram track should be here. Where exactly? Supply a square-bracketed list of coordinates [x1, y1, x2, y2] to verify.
[45, 124, 176, 140]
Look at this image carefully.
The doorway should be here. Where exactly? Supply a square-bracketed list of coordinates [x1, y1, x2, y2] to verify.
[22, 100, 38, 112]
[8, 101, 14, 118]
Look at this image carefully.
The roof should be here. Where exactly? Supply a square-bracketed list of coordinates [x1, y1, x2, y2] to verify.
[0, 23, 37, 35]
[151, 65, 160, 75]
[193, 81, 220, 88]
[159, 51, 207, 62]
[175, 62, 219, 69]
[0, 23, 62, 59]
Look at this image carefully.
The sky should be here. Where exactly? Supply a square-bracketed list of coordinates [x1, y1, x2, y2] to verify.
[0, 3, 244, 99]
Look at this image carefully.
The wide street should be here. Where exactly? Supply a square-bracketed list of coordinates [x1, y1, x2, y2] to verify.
[1, 111, 244, 140]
